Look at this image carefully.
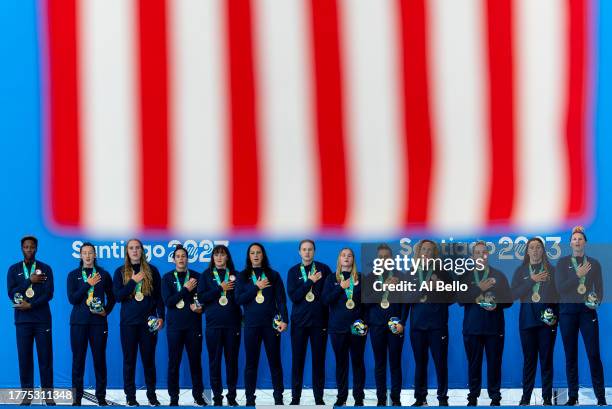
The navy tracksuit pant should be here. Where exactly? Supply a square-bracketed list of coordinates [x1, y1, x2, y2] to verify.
[330, 332, 366, 403]
[559, 312, 605, 401]
[206, 327, 241, 402]
[167, 328, 204, 401]
[244, 326, 284, 403]
[463, 334, 504, 401]
[370, 325, 404, 403]
[519, 326, 556, 401]
[16, 323, 53, 390]
[120, 324, 158, 401]
[410, 328, 448, 402]
[290, 326, 327, 402]
[71, 324, 108, 400]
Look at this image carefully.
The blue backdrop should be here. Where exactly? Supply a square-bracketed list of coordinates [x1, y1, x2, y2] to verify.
[0, 0, 611, 392]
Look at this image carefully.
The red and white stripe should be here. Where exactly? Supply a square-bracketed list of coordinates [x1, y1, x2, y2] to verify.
[45, 0, 593, 237]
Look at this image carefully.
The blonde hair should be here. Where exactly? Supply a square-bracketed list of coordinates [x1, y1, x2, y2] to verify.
[335, 247, 358, 283]
[123, 238, 153, 296]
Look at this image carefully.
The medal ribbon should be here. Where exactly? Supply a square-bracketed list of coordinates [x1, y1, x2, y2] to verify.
[300, 263, 316, 282]
[22, 262, 36, 279]
[344, 275, 354, 301]
[81, 267, 97, 302]
[380, 271, 393, 303]
[529, 264, 543, 297]
[22, 262, 36, 295]
[418, 267, 433, 285]
[473, 266, 489, 284]
[174, 270, 190, 292]
[213, 268, 229, 297]
[571, 256, 587, 287]
[251, 270, 267, 299]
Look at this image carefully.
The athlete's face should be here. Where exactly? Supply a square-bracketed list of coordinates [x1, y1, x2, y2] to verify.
[527, 240, 544, 264]
[340, 249, 354, 269]
[80, 245, 96, 268]
[571, 233, 586, 254]
[127, 240, 143, 264]
[213, 251, 228, 268]
[377, 248, 392, 261]
[174, 249, 188, 271]
[472, 243, 489, 266]
[21, 239, 37, 261]
[299, 242, 315, 264]
[419, 242, 435, 261]
[249, 245, 263, 267]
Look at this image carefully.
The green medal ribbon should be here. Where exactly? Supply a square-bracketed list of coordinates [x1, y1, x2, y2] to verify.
[213, 268, 229, 297]
[300, 263, 316, 282]
[22, 262, 36, 279]
[174, 270, 190, 291]
[380, 271, 393, 302]
[571, 256, 587, 287]
[251, 270, 268, 301]
[251, 270, 267, 284]
[344, 275, 354, 300]
[418, 268, 433, 285]
[473, 265, 489, 284]
[81, 267, 97, 300]
[529, 264, 543, 296]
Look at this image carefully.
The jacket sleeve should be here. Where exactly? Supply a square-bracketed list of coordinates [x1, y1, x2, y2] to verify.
[273, 271, 289, 323]
[103, 270, 116, 314]
[399, 303, 410, 326]
[496, 272, 513, 309]
[151, 266, 166, 319]
[235, 272, 258, 305]
[113, 267, 137, 301]
[322, 274, 344, 306]
[592, 259, 604, 302]
[67, 269, 90, 305]
[198, 270, 222, 303]
[7, 265, 32, 300]
[511, 265, 533, 301]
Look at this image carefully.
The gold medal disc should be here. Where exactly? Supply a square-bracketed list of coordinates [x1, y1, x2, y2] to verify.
[255, 294, 265, 304]
[577, 284, 587, 294]
[135, 292, 144, 302]
[345, 299, 355, 309]
[25, 287, 35, 298]
[531, 293, 541, 303]
[219, 296, 228, 306]
[380, 300, 390, 309]
[176, 299, 185, 309]
[305, 291, 315, 302]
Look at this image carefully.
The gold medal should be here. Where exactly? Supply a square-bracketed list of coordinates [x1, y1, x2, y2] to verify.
[305, 291, 315, 302]
[135, 292, 144, 302]
[25, 287, 35, 298]
[345, 299, 355, 310]
[176, 299, 185, 309]
[577, 284, 587, 294]
[419, 295, 428, 303]
[256, 294, 265, 304]
[531, 293, 541, 303]
[219, 296, 228, 306]
[380, 300, 390, 309]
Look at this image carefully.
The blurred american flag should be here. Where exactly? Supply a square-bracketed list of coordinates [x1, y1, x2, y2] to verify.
[44, 0, 593, 237]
